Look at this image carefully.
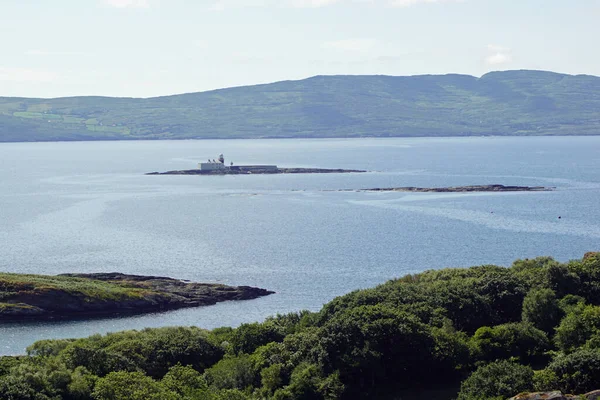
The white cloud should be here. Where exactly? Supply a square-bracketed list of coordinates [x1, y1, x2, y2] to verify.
[103, 0, 149, 8]
[209, 1, 226, 11]
[485, 44, 513, 66]
[0, 68, 57, 82]
[208, 0, 463, 10]
[323, 39, 377, 52]
[486, 53, 512, 65]
[25, 50, 86, 56]
[209, 0, 270, 11]
[194, 40, 210, 49]
[486, 44, 510, 53]
[389, 0, 465, 7]
[289, 0, 341, 7]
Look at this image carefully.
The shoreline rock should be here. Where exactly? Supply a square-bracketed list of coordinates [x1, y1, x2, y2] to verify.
[334, 184, 553, 193]
[511, 390, 600, 400]
[0, 272, 274, 321]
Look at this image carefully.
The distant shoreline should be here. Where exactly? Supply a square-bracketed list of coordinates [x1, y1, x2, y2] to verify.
[2, 134, 600, 145]
[2, 71, 600, 142]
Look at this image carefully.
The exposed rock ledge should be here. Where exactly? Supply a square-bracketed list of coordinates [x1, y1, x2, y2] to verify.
[511, 390, 600, 400]
[334, 184, 552, 193]
[146, 167, 366, 175]
[0, 272, 274, 321]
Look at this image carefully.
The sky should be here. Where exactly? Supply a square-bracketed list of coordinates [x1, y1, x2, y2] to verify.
[1, 0, 599, 98]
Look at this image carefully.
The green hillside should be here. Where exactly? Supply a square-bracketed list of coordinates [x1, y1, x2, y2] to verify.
[1, 70, 599, 142]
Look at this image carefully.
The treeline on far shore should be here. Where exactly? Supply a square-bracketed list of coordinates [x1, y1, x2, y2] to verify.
[2, 252, 600, 399]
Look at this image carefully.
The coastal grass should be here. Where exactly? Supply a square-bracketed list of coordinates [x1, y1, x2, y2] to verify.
[0, 272, 149, 302]
[0, 302, 39, 311]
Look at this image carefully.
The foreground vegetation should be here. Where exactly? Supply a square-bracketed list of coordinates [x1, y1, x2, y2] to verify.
[1, 253, 600, 399]
[2, 70, 600, 142]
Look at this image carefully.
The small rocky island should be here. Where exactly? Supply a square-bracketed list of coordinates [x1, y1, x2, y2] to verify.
[335, 184, 552, 193]
[147, 167, 366, 175]
[0, 272, 273, 321]
[146, 153, 365, 175]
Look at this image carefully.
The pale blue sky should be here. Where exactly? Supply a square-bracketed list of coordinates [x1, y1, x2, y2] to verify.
[1, 0, 599, 98]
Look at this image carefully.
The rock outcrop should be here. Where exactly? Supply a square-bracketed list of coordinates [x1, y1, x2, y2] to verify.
[340, 184, 552, 193]
[0, 272, 274, 321]
[511, 390, 600, 400]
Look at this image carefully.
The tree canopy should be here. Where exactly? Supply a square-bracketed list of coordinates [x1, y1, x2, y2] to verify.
[1, 253, 599, 399]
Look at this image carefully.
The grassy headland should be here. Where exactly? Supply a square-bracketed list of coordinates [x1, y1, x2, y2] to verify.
[0, 272, 273, 320]
[2, 70, 600, 142]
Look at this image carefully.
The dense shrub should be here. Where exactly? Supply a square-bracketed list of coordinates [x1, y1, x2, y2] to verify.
[203, 354, 258, 390]
[457, 360, 534, 400]
[60, 327, 223, 378]
[91, 371, 177, 400]
[521, 288, 563, 333]
[567, 254, 600, 301]
[554, 304, 600, 352]
[4, 254, 600, 399]
[546, 348, 600, 394]
[161, 364, 208, 398]
[471, 322, 550, 364]
[0, 359, 72, 400]
[320, 304, 437, 394]
[228, 322, 286, 355]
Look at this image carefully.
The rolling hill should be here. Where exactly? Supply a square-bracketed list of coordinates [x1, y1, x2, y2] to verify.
[1, 70, 599, 142]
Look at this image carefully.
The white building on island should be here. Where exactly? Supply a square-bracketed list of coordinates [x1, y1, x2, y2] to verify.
[198, 154, 277, 172]
[198, 154, 227, 171]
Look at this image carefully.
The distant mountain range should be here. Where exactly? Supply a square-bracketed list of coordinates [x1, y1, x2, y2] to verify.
[1, 70, 599, 142]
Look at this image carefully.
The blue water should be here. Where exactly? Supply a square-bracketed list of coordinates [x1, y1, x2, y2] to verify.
[0, 137, 599, 355]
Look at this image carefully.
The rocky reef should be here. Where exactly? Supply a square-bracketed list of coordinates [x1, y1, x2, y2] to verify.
[336, 184, 552, 193]
[0, 272, 273, 321]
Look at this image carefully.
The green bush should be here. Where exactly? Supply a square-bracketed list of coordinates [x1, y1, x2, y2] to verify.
[532, 369, 559, 392]
[161, 363, 207, 398]
[546, 348, 600, 394]
[91, 371, 177, 400]
[60, 327, 223, 378]
[471, 322, 550, 364]
[26, 339, 75, 358]
[0, 358, 72, 400]
[0, 356, 20, 377]
[558, 294, 586, 313]
[203, 354, 257, 390]
[457, 360, 534, 400]
[320, 304, 436, 394]
[521, 289, 563, 333]
[554, 304, 600, 352]
[67, 366, 97, 400]
[229, 322, 285, 355]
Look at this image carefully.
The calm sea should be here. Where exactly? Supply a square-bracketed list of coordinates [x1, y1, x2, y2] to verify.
[0, 137, 599, 355]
